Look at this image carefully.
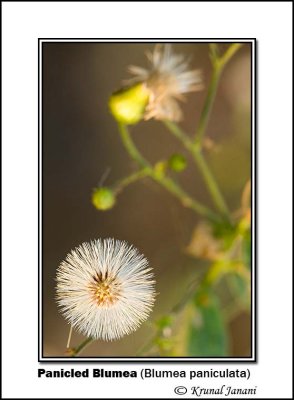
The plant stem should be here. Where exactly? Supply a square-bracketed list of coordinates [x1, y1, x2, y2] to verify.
[70, 337, 93, 357]
[219, 43, 243, 68]
[192, 150, 230, 216]
[194, 43, 243, 145]
[113, 168, 149, 194]
[117, 123, 219, 222]
[117, 122, 149, 168]
[152, 173, 218, 222]
[136, 337, 156, 356]
[163, 120, 194, 151]
[195, 67, 221, 145]
[66, 326, 73, 349]
[163, 120, 230, 219]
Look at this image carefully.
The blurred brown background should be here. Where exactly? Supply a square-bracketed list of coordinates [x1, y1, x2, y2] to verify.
[42, 42, 251, 357]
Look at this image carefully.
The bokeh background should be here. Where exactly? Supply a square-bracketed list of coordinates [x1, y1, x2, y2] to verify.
[42, 42, 251, 357]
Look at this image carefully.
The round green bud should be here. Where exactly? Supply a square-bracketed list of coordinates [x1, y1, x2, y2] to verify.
[92, 187, 116, 211]
[108, 83, 150, 125]
[168, 154, 187, 172]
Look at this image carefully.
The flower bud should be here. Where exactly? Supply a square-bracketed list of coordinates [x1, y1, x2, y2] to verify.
[154, 161, 167, 179]
[109, 83, 150, 125]
[92, 187, 116, 211]
[168, 154, 187, 172]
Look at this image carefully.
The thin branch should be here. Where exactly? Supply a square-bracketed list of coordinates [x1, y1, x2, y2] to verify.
[117, 123, 220, 223]
[194, 43, 243, 145]
[163, 120, 230, 219]
[68, 337, 93, 357]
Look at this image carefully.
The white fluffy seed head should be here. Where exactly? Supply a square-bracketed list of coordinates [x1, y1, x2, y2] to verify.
[126, 44, 203, 121]
[56, 239, 156, 341]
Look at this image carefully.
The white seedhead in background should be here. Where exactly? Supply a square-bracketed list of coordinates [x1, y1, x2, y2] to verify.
[126, 44, 203, 121]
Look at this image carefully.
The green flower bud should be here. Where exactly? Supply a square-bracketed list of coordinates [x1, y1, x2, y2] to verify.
[92, 187, 116, 211]
[154, 161, 168, 179]
[109, 83, 150, 125]
[168, 154, 187, 172]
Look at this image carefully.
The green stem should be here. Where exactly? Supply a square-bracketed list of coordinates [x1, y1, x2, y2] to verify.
[163, 120, 230, 219]
[117, 122, 219, 223]
[136, 337, 156, 356]
[195, 67, 221, 145]
[219, 43, 243, 68]
[117, 122, 149, 168]
[70, 337, 93, 357]
[209, 43, 220, 62]
[194, 43, 243, 145]
[113, 169, 149, 194]
[192, 150, 229, 216]
[163, 120, 194, 151]
[152, 173, 218, 222]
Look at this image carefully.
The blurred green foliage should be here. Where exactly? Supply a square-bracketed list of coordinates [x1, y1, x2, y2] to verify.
[186, 290, 228, 356]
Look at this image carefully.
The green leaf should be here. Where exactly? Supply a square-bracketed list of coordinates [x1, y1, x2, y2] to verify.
[186, 290, 228, 356]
